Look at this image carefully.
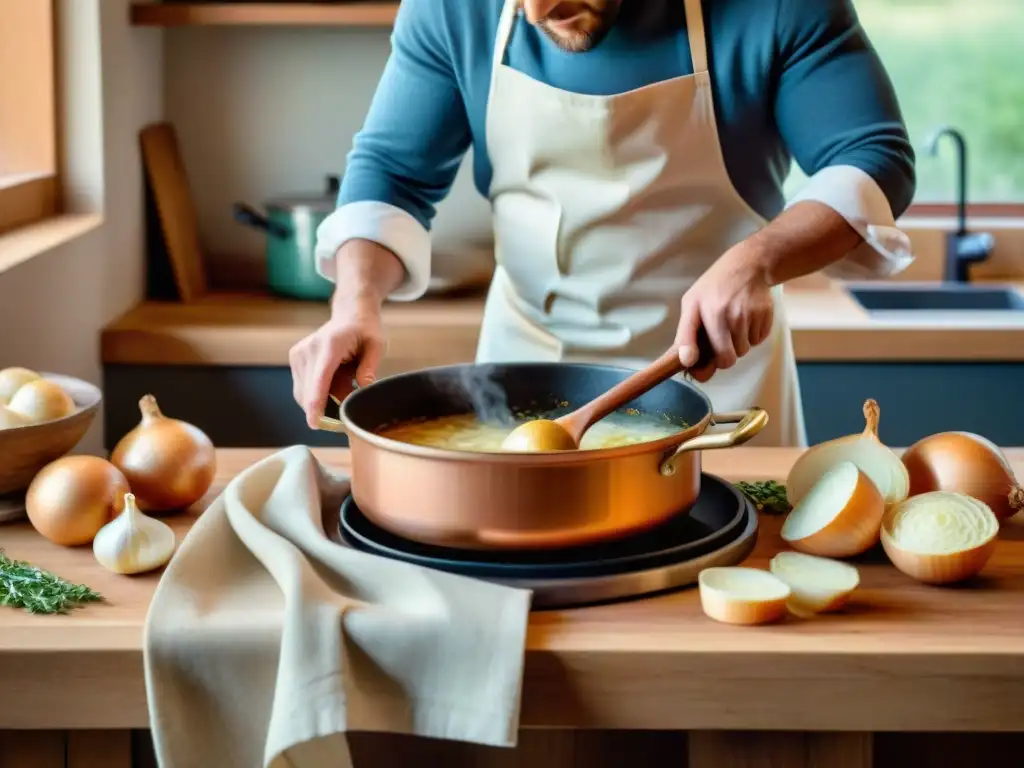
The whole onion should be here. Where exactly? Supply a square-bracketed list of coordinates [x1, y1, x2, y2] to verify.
[8, 379, 75, 423]
[26, 456, 129, 546]
[902, 431, 1023, 522]
[110, 395, 216, 514]
[0, 367, 40, 405]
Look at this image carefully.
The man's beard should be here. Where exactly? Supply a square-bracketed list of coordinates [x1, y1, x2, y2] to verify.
[535, 2, 621, 53]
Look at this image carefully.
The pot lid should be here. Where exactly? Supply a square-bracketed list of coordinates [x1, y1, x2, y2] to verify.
[265, 175, 340, 214]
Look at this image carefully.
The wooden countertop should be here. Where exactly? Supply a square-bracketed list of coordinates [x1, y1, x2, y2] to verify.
[100, 280, 1024, 368]
[2, 447, 1023, 733]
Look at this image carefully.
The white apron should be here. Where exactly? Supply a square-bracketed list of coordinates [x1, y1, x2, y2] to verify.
[477, 0, 807, 448]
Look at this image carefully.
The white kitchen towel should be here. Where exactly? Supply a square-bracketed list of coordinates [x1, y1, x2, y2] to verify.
[143, 445, 533, 768]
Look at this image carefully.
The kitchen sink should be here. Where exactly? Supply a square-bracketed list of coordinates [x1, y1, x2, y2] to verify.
[847, 284, 1024, 313]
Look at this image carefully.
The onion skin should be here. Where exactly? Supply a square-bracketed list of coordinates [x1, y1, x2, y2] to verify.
[882, 529, 996, 585]
[902, 432, 1024, 522]
[880, 492, 999, 585]
[26, 456, 129, 547]
[700, 591, 788, 626]
[786, 399, 909, 509]
[782, 465, 885, 558]
[110, 395, 216, 514]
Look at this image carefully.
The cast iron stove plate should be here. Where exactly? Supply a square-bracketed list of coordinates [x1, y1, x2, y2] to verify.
[338, 472, 748, 580]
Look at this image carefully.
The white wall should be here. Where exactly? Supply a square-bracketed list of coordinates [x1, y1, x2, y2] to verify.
[163, 27, 493, 285]
[0, 0, 163, 453]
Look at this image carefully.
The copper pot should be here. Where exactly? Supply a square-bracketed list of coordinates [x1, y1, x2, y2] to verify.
[318, 363, 767, 550]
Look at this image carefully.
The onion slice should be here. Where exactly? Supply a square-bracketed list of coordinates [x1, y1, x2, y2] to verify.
[880, 491, 999, 584]
[769, 551, 860, 616]
[902, 431, 1024, 522]
[781, 460, 884, 557]
[787, 399, 909, 509]
[698, 567, 791, 626]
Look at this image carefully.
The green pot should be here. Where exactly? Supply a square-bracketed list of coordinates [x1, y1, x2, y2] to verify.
[234, 175, 340, 301]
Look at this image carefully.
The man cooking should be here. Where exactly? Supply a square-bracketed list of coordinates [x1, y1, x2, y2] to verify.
[289, 0, 916, 448]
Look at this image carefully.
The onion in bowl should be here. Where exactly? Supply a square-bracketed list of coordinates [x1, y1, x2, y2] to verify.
[0, 404, 31, 430]
[7, 379, 76, 423]
[0, 367, 40, 405]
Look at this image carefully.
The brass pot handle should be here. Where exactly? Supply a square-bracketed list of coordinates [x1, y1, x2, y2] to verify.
[317, 394, 348, 434]
[315, 362, 361, 434]
[659, 407, 769, 477]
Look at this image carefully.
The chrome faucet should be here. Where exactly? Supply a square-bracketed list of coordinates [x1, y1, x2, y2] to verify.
[923, 125, 995, 283]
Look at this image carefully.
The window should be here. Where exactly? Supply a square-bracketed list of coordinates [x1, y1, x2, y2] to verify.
[0, 0, 58, 236]
[786, 0, 1024, 216]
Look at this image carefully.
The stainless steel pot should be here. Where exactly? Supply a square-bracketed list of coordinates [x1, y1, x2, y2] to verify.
[234, 175, 339, 301]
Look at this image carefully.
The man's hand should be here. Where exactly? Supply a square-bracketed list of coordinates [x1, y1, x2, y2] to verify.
[289, 297, 386, 429]
[289, 239, 405, 429]
[675, 244, 774, 383]
[676, 201, 867, 382]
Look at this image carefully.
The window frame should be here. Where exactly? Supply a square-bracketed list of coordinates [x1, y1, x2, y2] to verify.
[0, 0, 60, 237]
[907, 203, 1024, 219]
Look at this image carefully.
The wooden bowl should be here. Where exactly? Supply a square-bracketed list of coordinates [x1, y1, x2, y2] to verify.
[0, 373, 102, 495]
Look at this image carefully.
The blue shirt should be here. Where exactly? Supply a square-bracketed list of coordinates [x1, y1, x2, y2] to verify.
[336, 0, 916, 231]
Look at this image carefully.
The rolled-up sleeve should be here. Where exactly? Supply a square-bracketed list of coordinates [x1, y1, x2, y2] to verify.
[775, 0, 917, 280]
[314, 0, 471, 300]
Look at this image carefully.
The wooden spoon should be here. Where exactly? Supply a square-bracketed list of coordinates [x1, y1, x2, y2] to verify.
[501, 329, 715, 452]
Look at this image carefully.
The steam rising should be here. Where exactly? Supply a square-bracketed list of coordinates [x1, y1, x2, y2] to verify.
[429, 366, 515, 425]
[458, 367, 514, 424]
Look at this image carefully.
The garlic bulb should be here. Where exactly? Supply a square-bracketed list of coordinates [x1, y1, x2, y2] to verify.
[92, 492, 177, 575]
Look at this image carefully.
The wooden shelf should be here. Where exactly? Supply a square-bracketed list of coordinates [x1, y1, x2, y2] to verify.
[130, 2, 399, 27]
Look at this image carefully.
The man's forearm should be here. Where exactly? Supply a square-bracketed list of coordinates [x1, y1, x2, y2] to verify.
[741, 200, 865, 286]
[331, 239, 407, 309]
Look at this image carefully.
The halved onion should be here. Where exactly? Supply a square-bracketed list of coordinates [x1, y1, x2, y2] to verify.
[781, 460, 884, 557]
[769, 551, 860, 616]
[881, 491, 999, 584]
[902, 431, 1024, 522]
[698, 567, 791, 625]
[787, 399, 909, 509]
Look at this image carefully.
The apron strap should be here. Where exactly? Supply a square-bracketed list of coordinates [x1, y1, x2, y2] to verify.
[492, 0, 519, 72]
[683, 0, 709, 74]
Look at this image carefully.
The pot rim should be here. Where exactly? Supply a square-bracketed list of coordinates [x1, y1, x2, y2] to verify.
[339, 362, 715, 466]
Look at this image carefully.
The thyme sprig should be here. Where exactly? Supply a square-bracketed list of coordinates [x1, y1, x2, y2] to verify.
[0, 551, 103, 615]
[735, 480, 791, 515]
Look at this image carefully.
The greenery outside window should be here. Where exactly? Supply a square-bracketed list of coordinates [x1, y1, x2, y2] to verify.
[785, 0, 1023, 218]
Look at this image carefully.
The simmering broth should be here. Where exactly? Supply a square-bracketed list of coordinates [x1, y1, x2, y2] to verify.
[376, 411, 686, 452]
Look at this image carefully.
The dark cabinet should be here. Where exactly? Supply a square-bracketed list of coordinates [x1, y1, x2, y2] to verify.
[797, 362, 1024, 446]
